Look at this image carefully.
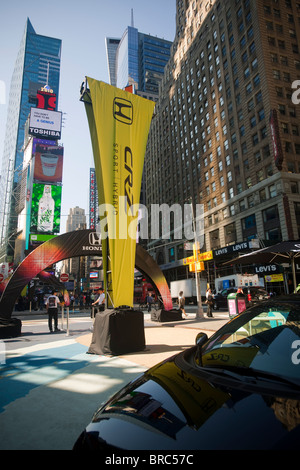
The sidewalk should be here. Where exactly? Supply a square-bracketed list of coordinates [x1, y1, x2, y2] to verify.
[0, 309, 228, 450]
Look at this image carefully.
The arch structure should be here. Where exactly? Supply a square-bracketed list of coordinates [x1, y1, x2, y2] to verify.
[0, 230, 172, 319]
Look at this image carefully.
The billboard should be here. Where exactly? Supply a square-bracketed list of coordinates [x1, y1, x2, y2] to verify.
[33, 143, 64, 184]
[30, 183, 62, 234]
[36, 89, 57, 111]
[29, 107, 62, 140]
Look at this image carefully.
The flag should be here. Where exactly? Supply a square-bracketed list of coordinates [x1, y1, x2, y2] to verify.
[85, 78, 155, 307]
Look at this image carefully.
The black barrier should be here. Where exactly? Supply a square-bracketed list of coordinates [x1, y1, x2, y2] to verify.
[151, 309, 183, 322]
[87, 308, 146, 356]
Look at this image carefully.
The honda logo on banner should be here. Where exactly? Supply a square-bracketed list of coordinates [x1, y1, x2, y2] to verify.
[113, 98, 133, 125]
[82, 232, 102, 252]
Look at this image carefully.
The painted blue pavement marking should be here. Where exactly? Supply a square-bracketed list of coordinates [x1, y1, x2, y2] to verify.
[0, 341, 96, 413]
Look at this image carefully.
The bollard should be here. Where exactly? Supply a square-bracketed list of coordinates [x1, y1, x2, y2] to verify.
[66, 307, 69, 336]
[61, 305, 64, 330]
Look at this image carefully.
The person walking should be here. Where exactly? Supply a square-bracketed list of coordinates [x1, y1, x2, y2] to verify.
[92, 287, 105, 312]
[178, 291, 188, 317]
[206, 288, 214, 318]
[46, 291, 61, 333]
[146, 292, 154, 312]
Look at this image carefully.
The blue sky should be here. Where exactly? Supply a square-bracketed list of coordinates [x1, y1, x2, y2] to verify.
[0, 0, 176, 232]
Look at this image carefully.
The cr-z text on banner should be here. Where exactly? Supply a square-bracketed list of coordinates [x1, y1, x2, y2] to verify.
[85, 78, 155, 308]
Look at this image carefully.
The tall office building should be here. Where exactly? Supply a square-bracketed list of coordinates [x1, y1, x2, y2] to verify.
[0, 18, 61, 262]
[105, 21, 172, 210]
[106, 25, 172, 99]
[63, 207, 86, 280]
[105, 38, 120, 87]
[65, 206, 86, 233]
[145, 0, 300, 289]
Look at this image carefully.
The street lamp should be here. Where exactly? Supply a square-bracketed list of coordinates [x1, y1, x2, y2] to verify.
[190, 200, 204, 320]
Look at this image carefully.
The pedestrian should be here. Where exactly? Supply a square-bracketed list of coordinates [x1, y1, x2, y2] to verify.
[178, 291, 188, 317]
[46, 290, 61, 333]
[146, 292, 153, 312]
[92, 287, 105, 312]
[206, 288, 214, 318]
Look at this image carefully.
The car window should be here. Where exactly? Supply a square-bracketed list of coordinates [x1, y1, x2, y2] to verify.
[200, 303, 300, 385]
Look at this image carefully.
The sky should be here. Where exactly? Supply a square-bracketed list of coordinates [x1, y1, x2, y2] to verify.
[0, 0, 176, 233]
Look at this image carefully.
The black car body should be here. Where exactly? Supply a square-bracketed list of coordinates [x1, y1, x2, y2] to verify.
[74, 298, 300, 450]
[213, 286, 270, 310]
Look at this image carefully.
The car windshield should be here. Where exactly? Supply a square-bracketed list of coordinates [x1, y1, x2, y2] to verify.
[200, 302, 300, 386]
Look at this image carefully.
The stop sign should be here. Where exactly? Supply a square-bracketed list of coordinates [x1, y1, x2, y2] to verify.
[60, 273, 69, 283]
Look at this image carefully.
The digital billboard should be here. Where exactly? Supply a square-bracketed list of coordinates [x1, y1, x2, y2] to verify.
[33, 143, 64, 184]
[30, 183, 62, 234]
[29, 108, 62, 140]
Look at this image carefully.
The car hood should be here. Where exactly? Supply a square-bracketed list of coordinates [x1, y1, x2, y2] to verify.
[74, 351, 300, 450]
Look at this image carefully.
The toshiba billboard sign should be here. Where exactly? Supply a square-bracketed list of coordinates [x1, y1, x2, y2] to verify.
[29, 108, 62, 140]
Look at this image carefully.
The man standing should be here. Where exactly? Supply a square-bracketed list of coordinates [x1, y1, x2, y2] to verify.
[92, 287, 105, 312]
[46, 291, 61, 333]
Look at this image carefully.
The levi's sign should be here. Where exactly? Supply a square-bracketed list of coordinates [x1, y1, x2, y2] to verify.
[214, 241, 249, 257]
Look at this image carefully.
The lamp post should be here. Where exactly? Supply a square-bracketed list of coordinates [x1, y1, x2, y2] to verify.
[190, 200, 204, 320]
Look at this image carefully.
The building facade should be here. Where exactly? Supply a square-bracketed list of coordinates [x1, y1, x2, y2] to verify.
[0, 19, 61, 262]
[145, 0, 300, 290]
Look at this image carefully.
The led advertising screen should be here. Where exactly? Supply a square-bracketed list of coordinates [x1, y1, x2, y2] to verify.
[30, 183, 62, 234]
[29, 108, 62, 140]
[33, 143, 64, 184]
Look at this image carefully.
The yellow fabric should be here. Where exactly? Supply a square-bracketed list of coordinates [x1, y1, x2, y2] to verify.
[86, 78, 155, 307]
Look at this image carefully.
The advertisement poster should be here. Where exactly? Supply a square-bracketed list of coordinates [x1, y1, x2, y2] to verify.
[33, 143, 64, 184]
[30, 183, 62, 234]
[85, 78, 155, 308]
[29, 107, 62, 140]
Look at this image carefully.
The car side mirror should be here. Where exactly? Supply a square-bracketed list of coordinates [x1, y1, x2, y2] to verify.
[195, 332, 208, 366]
[195, 332, 208, 346]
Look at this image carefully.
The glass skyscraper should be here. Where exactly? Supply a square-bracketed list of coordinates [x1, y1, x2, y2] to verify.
[105, 25, 172, 209]
[106, 26, 172, 95]
[0, 18, 61, 262]
[105, 38, 120, 87]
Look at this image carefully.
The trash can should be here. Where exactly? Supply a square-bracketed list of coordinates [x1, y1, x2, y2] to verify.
[227, 292, 247, 319]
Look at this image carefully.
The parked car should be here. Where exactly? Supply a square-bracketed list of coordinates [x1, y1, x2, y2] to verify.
[212, 286, 270, 310]
[74, 298, 300, 450]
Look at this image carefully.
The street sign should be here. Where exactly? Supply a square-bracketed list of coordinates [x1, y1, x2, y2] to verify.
[183, 250, 213, 265]
[60, 273, 69, 283]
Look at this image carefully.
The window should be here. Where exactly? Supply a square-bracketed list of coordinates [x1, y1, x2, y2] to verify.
[252, 133, 259, 145]
[250, 116, 256, 128]
[242, 214, 256, 230]
[265, 227, 281, 241]
[240, 199, 246, 211]
[260, 188, 267, 202]
[269, 184, 277, 198]
[291, 182, 299, 194]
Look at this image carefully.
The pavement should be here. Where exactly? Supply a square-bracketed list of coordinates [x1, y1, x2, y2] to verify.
[0, 306, 229, 450]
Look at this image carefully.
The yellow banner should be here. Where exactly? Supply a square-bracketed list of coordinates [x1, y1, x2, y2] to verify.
[265, 274, 284, 283]
[86, 79, 155, 307]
